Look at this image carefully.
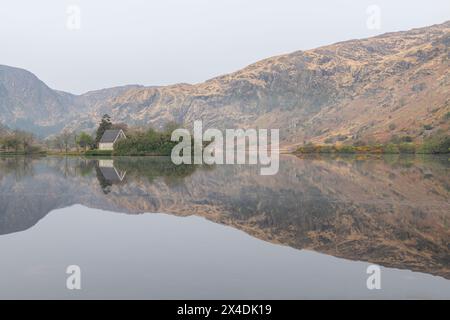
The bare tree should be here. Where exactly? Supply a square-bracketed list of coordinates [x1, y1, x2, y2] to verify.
[61, 130, 73, 153]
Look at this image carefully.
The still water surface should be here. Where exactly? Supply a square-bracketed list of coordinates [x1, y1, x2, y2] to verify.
[0, 155, 449, 299]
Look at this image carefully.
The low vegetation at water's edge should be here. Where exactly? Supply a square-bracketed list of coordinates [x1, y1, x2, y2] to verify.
[296, 132, 450, 154]
[113, 125, 179, 156]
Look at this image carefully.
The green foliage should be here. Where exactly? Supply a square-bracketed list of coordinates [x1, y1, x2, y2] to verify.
[336, 145, 356, 153]
[390, 135, 413, 144]
[114, 127, 181, 156]
[76, 132, 94, 151]
[418, 133, 450, 154]
[114, 157, 198, 185]
[317, 145, 336, 153]
[399, 135, 413, 143]
[297, 142, 317, 153]
[0, 135, 20, 151]
[383, 143, 400, 154]
[0, 130, 42, 154]
[397, 143, 416, 154]
[423, 124, 433, 130]
[444, 112, 450, 120]
[297, 134, 449, 154]
[95, 114, 113, 145]
[85, 150, 113, 156]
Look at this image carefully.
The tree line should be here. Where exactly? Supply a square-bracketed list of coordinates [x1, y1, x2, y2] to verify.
[0, 125, 41, 154]
[46, 114, 127, 153]
[45, 114, 177, 155]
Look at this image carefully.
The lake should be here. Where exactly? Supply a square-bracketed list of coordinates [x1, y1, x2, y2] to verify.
[0, 155, 449, 299]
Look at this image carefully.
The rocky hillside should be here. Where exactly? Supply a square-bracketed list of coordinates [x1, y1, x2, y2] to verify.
[0, 65, 75, 136]
[0, 21, 449, 145]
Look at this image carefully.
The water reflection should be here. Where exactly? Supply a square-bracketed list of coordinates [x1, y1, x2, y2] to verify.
[96, 159, 127, 194]
[0, 155, 449, 279]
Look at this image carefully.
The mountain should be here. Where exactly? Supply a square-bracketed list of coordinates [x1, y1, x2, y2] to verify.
[0, 64, 142, 136]
[0, 123, 10, 135]
[0, 21, 449, 145]
[0, 65, 74, 136]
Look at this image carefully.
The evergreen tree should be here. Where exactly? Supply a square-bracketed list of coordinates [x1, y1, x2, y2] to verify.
[95, 114, 112, 145]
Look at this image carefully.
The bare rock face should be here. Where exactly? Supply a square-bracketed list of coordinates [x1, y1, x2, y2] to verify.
[0, 21, 449, 144]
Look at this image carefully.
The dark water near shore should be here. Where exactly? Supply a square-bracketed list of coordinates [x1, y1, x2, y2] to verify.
[0, 155, 449, 299]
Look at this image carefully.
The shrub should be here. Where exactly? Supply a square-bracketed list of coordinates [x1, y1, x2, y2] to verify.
[399, 135, 413, 143]
[384, 143, 400, 154]
[336, 145, 356, 153]
[398, 143, 416, 154]
[423, 124, 433, 130]
[352, 140, 366, 147]
[318, 145, 336, 153]
[85, 150, 113, 156]
[297, 142, 316, 153]
[369, 144, 384, 153]
[114, 128, 181, 156]
[25, 145, 44, 154]
[444, 112, 450, 120]
[418, 133, 450, 154]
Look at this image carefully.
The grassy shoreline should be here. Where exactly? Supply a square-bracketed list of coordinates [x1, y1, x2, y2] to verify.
[2, 149, 448, 158]
[3, 135, 450, 158]
[295, 143, 449, 155]
[0, 150, 173, 157]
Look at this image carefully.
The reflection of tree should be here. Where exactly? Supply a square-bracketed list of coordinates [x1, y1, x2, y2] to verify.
[94, 157, 201, 192]
[0, 156, 35, 181]
[51, 157, 96, 178]
[95, 165, 112, 194]
[76, 159, 96, 176]
[113, 157, 200, 186]
[94, 159, 128, 194]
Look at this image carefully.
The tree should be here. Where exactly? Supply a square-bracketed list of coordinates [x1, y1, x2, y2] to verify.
[11, 130, 24, 153]
[111, 122, 129, 132]
[52, 136, 64, 152]
[76, 132, 94, 152]
[18, 131, 35, 153]
[95, 114, 113, 145]
[73, 133, 79, 152]
[0, 128, 42, 154]
[3, 135, 21, 152]
[61, 130, 73, 153]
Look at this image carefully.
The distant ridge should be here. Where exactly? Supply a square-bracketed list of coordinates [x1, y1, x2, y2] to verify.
[0, 21, 448, 145]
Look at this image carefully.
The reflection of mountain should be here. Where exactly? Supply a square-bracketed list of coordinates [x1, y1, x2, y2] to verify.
[0, 156, 449, 279]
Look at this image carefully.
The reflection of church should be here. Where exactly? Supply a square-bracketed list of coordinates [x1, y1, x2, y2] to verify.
[97, 160, 127, 183]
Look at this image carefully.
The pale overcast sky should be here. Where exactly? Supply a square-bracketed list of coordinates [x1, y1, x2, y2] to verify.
[0, 0, 449, 94]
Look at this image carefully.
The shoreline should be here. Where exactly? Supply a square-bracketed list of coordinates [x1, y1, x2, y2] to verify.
[1, 151, 448, 157]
